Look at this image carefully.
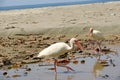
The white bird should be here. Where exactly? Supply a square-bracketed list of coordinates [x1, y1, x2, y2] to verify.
[88, 28, 105, 50]
[37, 38, 83, 74]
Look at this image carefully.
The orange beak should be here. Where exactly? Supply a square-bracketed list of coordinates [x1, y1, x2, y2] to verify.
[75, 40, 84, 51]
[88, 31, 90, 36]
[88, 31, 92, 36]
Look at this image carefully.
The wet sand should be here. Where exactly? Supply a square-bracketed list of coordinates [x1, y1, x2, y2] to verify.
[0, 34, 120, 80]
[0, 34, 120, 66]
[0, 45, 120, 80]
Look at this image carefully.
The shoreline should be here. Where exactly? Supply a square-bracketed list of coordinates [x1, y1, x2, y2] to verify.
[0, 1, 119, 10]
[0, 1, 120, 36]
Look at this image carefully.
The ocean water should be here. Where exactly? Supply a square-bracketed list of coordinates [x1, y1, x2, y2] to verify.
[0, 0, 120, 10]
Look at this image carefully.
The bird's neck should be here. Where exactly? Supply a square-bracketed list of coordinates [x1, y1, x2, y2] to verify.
[68, 42, 74, 51]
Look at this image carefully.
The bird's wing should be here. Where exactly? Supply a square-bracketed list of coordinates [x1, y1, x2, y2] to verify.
[93, 30, 105, 40]
[38, 42, 69, 58]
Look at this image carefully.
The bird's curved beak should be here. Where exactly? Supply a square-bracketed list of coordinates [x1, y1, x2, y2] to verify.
[75, 41, 84, 51]
[88, 31, 91, 36]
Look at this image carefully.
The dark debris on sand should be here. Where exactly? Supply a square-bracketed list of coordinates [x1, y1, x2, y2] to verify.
[0, 34, 119, 70]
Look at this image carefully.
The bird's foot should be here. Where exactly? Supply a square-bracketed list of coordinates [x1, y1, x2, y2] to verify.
[66, 66, 75, 71]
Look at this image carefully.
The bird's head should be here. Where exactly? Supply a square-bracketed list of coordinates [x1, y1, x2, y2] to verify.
[88, 28, 93, 36]
[70, 38, 84, 51]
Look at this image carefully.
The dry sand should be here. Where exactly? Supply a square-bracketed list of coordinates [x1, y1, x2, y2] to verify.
[0, 1, 120, 36]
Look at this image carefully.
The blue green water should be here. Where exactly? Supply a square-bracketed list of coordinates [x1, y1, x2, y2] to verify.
[0, 0, 120, 10]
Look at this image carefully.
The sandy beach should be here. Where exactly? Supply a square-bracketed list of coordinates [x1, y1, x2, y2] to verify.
[0, 2, 120, 62]
[0, 1, 120, 64]
[0, 1, 120, 36]
[0, 2, 120, 80]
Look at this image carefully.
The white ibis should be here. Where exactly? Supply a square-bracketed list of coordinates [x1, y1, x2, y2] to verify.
[88, 28, 105, 50]
[37, 38, 83, 74]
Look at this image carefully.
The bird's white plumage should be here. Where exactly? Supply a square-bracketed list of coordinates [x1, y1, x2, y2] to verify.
[37, 38, 81, 59]
[92, 30, 105, 40]
[88, 28, 105, 51]
[37, 42, 70, 58]
[89, 28, 105, 41]
[37, 38, 82, 73]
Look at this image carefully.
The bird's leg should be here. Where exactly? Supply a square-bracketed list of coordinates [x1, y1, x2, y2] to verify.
[96, 54, 101, 60]
[89, 40, 96, 50]
[94, 40, 102, 52]
[65, 66, 75, 71]
[97, 40, 102, 51]
[57, 64, 75, 71]
[93, 41, 102, 60]
[54, 59, 57, 74]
